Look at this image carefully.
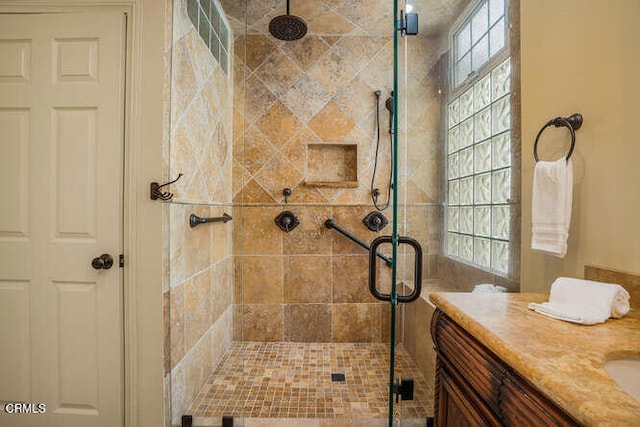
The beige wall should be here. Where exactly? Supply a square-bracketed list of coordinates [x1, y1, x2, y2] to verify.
[520, 0, 640, 292]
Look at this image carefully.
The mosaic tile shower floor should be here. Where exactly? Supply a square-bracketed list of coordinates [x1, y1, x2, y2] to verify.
[187, 342, 432, 425]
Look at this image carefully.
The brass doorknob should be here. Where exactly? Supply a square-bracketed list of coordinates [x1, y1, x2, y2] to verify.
[91, 254, 114, 270]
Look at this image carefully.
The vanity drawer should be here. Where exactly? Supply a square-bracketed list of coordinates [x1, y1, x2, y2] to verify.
[432, 311, 506, 413]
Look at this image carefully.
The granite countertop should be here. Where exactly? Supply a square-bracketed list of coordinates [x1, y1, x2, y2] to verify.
[429, 292, 640, 426]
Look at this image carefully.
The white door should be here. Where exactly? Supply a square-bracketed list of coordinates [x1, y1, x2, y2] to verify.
[0, 9, 125, 427]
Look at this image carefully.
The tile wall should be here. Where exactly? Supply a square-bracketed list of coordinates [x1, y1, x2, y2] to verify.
[164, 0, 235, 423]
[226, 0, 448, 343]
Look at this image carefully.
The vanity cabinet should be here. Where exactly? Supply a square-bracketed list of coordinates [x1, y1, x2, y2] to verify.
[431, 309, 581, 426]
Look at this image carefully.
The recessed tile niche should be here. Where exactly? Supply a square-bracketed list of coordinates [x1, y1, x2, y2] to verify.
[305, 142, 358, 187]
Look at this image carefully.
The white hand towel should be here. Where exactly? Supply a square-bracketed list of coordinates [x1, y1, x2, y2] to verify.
[531, 158, 573, 258]
[528, 277, 631, 325]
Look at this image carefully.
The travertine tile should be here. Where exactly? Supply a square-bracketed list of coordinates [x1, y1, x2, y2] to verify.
[238, 179, 277, 204]
[242, 304, 283, 341]
[306, 10, 355, 35]
[238, 206, 283, 255]
[281, 74, 331, 123]
[284, 256, 332, 303]
[280, 35, 330, 71]
[307, 51, 357, 98]
[242, 256, 283, 304]
[187, 342, 432, 421]
[254, 49, 303, 98]
[254, 153, 304, 201]
[332, 255, 375, 304]
[170, 284, 185, 368]
[244, 74, 278, 125]
[308, 102, 356, 142]
[283, 304, 332, 342]
[332, 303, 377, 342]
[282, 207, 333, 255]
[242, 125, 276, 176]
[185, 269, 212, 349]
[257, 101, 301, 148]
[243, 34, 277, 71]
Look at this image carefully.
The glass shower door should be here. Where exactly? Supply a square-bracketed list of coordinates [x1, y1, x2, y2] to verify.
[370, 1, 430, 425]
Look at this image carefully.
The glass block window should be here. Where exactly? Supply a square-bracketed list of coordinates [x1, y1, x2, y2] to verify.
[187, 0, 231, 75]
[446, 57, 511, 275]
[453, 0, 506, 87]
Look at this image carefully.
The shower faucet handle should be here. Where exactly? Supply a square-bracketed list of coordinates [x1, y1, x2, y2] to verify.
[283, 188, 292, 204]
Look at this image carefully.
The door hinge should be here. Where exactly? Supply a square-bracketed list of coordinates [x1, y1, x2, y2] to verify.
[119, 254, 124, 268]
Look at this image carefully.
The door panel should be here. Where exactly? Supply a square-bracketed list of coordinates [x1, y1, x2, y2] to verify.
[0, 9, 126, 427]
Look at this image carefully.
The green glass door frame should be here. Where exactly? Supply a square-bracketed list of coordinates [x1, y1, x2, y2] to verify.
[388, 0, 400, 425]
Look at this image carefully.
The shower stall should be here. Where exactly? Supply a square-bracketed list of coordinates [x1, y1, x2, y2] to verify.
[165, 0, 520, 425]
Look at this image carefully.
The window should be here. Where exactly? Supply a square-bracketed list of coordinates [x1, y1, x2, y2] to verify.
[446, 0, 512, 275]
[453, 0, 507, 87]
[187, 0, 231, 75]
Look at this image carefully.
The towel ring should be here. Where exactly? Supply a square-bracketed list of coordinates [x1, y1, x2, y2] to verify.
[533, 113, 583, 163]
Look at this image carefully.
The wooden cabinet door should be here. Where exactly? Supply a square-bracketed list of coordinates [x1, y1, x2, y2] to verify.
[500, 372, 580, 427]
[436, 364, 501, 427]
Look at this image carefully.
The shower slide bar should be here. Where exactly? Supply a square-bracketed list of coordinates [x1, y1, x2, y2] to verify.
[324, 219, 392, 267]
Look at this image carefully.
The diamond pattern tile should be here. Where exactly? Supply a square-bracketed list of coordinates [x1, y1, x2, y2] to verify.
[279, 35, 330, 71]
[254, 49, 303, 97]
[254, 153, 304, 201]
[307, 51, 358, 98]
[280, 74, 331, 123]
[308, 102, 355, 142]
[242, 125, 276, 176]
[256, 101, 300, 148]
[243, 34, 277, 72]
[334, 76, 376, 125]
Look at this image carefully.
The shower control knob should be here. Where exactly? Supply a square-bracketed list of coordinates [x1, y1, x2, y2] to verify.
[92, 254, 114, 270]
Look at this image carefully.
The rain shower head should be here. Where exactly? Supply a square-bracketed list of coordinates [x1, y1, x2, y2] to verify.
[269, 0, 307, 41]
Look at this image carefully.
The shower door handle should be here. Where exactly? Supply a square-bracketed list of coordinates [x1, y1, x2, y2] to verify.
[368, 236, 422, 303]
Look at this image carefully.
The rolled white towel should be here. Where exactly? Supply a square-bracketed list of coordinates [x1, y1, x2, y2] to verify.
[528, 277, 631, 325]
